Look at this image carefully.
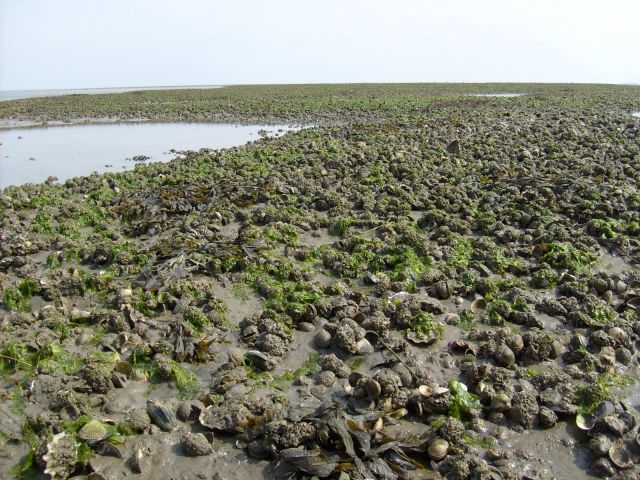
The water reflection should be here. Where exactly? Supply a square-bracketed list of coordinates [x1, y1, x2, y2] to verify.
[0, 122, 299, 187]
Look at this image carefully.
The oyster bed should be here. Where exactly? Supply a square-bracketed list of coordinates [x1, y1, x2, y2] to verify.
[1, 84, 640, 480]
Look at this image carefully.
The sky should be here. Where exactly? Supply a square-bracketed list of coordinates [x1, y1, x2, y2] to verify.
[1, 0, 639, 90]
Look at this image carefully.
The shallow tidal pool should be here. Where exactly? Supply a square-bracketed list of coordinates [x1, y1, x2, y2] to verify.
[0, 122, 298, 188]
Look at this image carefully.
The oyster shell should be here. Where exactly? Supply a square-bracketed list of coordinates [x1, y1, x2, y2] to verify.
[608, 442, 631, 469]
[244, 350, 277, 371]
[406, 329, 441, 346]
[199, 402, 251, 433]
[43, 432, 77, 479]
[78, 420, 110, 445]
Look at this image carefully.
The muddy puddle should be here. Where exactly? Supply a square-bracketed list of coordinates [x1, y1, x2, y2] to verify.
[0, 122, 301, 188]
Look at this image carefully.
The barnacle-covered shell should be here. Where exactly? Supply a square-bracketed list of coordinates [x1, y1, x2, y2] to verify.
[130, 447, 150, 474]
[43, 432, 77, 479]
[126, 408, 151, 432]
[180, 432, 213, 457]
[226, 348, 245, 367]
[490, 393, 511, 412]
[199, 403, 251, 433]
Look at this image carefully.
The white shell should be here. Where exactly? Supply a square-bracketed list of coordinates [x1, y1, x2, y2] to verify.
[43, 432, 76, 479]
[418, 385, 432, 397]
[575, 412, 595, 430]
[470, 297, 487, 313]
[433, 386, 450, 396]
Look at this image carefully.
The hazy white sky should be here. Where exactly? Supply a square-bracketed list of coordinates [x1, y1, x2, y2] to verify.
[1, 0, 638, 90]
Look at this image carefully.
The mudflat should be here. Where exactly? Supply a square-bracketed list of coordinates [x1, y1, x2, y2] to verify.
[0, 83, 639, 480]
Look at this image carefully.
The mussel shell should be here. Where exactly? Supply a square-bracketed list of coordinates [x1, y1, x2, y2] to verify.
[363, 378, 382, 398]
[146, 400, 177, 431]
[349, 371, 365, 387]
[244, 350, 276, 371]
[95, 442, 124, 458]
[279, 447, 338, 477]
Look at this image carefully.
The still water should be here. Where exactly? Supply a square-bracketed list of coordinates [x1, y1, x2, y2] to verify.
[0, 122, 297, 188]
